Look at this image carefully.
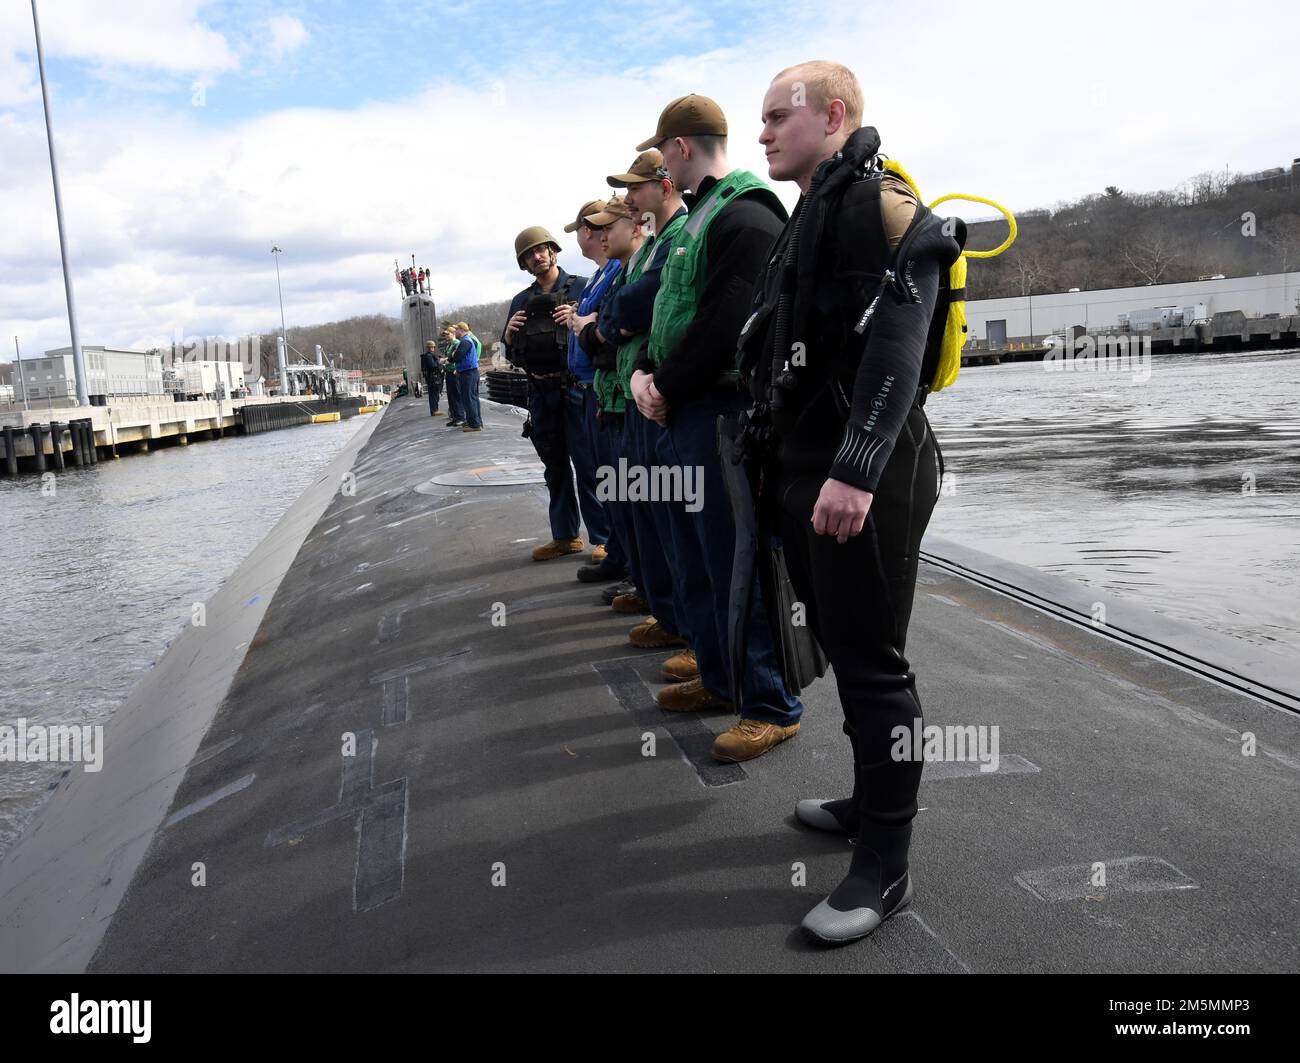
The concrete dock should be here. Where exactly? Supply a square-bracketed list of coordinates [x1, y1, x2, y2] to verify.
[0, 391, 387, 467]
[1, 394, 1296, 973]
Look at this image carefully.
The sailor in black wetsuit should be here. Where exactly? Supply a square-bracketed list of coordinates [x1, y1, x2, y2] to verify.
[737, 61, 962, 943]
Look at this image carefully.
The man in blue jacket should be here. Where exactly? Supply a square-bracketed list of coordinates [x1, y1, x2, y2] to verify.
[453, 321, 482, 432]
[558, 198, 624, 582]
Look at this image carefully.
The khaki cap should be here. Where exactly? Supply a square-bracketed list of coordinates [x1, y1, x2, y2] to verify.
[607, 148, 671, 188]
[514, 225, 561, 265]
[563, 199, 607, 233]
[635, 94, 727, 151]
[584, 197, 635, 226]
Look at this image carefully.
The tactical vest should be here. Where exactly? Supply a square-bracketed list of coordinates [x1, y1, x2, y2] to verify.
[647, 170, 785, 385]
[515, 273, 581, 374]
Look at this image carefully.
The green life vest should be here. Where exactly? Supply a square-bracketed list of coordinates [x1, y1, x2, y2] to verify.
[646, 169, 783, 385]
[592, 241, 651, 415]
[593, 210, 690, 414]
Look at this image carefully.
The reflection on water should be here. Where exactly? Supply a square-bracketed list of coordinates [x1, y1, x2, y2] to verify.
[927, 349, 1300, 656]
[0, 416, 368, 857]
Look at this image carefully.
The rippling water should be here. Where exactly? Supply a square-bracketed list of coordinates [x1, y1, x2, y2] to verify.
[4, 356, 1297, 856]
[0, 415, 368, 857]
[926, 349, 1300, 655]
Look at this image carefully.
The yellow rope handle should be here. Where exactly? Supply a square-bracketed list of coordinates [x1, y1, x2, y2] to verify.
[882, 157, 920, 196]
[882, 160, 1017, 259]
[928, 193, 1017, 259]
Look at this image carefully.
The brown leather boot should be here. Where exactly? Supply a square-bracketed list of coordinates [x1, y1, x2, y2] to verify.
[711, 719, 800, 763]
[628, 618, 688, 650]
[532, 537, 584, 561]
[661, 650, 699, 683]
[611, 592, 651, 614]
[591, 544, 608, 563]
[655, 677, 733, 713]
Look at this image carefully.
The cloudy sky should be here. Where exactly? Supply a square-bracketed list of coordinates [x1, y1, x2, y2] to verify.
[1, 0, 1295, 359]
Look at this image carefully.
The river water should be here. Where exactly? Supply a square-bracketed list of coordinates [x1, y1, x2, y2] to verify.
[926, 348, 1300, 656]
[0, 415, 368, 858]
[3, 353, 1298, 858]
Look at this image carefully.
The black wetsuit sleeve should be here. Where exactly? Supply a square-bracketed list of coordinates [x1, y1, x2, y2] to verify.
[650, 197, 783, 405]
[827, 254, 940, 493]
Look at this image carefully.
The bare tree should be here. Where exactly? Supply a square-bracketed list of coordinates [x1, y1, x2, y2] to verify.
[1122, 229, 1180, 284]
[1261, 214, 1300, 273]
[1010, 249, 1054, 295]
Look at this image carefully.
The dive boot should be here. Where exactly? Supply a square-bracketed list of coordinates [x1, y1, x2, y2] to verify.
[802, 823, 913, 944]
[795, 799, 859, 834]
[795, 720, 862, 835]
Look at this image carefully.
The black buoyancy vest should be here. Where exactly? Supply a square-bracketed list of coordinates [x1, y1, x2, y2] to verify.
[738, 126, 947, 408]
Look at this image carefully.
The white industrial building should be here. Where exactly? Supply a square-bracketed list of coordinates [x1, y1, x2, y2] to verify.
[966, 271, 1300, 347]
[14, 346, 164, 403]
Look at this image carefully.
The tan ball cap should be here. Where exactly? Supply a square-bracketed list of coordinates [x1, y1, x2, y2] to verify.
[584, 197, 634, 226]
[563, 199, 607, 233]
[635, 94, 727, 152]
[607, 148, 671, 188]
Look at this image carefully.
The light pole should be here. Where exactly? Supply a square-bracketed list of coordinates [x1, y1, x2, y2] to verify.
[271, 244, 289, 394]
[31, 0, 88, 407]
[14, 336, 30, 411]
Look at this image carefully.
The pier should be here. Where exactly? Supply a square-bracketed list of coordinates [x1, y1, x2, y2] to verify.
[0, 395, 1295, 973]
[0, 392, 388, 474]
[962, 311, 1300, 367]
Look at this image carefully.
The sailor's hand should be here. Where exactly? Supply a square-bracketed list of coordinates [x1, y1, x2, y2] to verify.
[812, 478, 873, 544]
[554, 304, 576, 329]
[632, 370, 668, 425]
[506, 310, 527, 339]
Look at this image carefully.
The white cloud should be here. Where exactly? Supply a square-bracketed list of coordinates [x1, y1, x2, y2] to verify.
[265, 15, 309, 61]
[1, 0, 1296, 361]
[0, 0, 237, 75]
[0, 0, 237, 108]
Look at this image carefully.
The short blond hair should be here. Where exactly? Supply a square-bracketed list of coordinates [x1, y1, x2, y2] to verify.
[774, 60, 863, 131]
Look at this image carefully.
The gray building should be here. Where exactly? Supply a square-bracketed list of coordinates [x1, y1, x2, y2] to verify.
[15, 346, 164, 404]
[967, 271, 1300, 347]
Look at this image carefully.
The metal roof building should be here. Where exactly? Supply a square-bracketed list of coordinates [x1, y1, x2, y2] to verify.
[967, 271, 1300, 347]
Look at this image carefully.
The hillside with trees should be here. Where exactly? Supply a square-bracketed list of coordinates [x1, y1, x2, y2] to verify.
[965, 168, 1300, 299]
[249, 166, 1300, 374]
